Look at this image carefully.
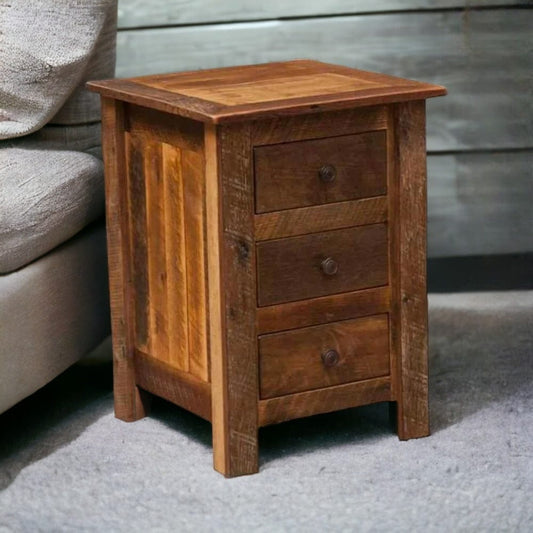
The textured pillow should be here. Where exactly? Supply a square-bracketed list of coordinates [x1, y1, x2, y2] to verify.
[0, 0, 117, 139]
[0, 148, 105, 273]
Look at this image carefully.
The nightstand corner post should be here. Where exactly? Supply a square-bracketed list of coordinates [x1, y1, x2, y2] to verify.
[392, 100, 430, 440]
[207, 123, 259, 477]
[101, 97, 149, 422]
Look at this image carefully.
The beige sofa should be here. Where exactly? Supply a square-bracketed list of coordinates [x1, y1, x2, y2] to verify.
[0, 1, 117, 413]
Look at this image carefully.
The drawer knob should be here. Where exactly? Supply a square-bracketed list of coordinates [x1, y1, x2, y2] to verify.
[318, 164, 337, 183]
[321, 257, 338, 276]
[322, 349, 340, 368]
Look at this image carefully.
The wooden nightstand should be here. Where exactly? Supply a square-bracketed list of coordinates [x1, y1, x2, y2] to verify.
[88, 60, 446, 477]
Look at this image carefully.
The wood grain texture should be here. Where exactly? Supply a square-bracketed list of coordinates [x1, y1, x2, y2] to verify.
[259, 315, 390, 398]
[257, 287, 391, 335]
[393, 101, 430, 439]
[101, 97, 148, 421]
[145, 141, 170, 363]
[254, 196, 388, 241]
[118, 0, 522, 28]
[258, 376, 392, 426]
[182, 149, 209, 380]
[254, 131, 387, 213]
[126, 104, 204, 153]
[210, 123, 259, 476]
[89, 60, 445, 124]
[114, 9, 529, 151]
[126, 133, 149, 353]
[134, 350, 211, 421]
[161, 143, 189, 372]
[252, 106, 388, 146]
[256, 224, 389, 307]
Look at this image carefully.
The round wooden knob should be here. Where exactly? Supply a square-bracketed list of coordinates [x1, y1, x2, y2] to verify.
[321, 257, 338, 276]
[322, 349, 340, 368]
[318, 164, 337, 183]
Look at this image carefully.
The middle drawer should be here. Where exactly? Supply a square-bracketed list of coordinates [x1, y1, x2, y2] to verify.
[256, 224, 388, 307]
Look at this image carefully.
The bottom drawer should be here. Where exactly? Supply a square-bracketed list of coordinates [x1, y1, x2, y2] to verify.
[259, 314, 390, 399]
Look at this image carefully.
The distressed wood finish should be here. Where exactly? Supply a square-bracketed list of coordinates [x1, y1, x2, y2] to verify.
[211, 123, 259, 476]
[259, 315, 390, 398]
[90, 61, 444, 476]
[254, 131, 387, 213]
[90, 61, 445, 124]
[256, 224, 389, 307]
[134, 350, 212, 421]
[257, 287, 391, 335]
[124, 112, 209, 379]
[254, 196, 388, 241]
[393, 101, 430, 439]
[101, 98, 149, 421]
[252, 106, 388, 146]
[258, 377, 392, 426]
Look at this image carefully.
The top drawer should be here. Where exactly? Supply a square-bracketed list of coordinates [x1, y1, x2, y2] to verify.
[254, 131, 387, 213]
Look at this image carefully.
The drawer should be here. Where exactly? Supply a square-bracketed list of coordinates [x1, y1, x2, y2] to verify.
[254, 131, 387, 213]
[259, 314, 390, 399]
[256, 224, 388, 307]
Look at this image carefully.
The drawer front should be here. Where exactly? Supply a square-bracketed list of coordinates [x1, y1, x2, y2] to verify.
[259, 314, 390, 399]
[254, 131, 387, 213]
[256, 224, 388, 307]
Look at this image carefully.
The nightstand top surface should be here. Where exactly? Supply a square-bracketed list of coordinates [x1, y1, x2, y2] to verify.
[88, 60, 446, 124]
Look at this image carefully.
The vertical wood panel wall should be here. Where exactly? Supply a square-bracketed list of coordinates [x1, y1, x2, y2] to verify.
[115, 1, 533, 258]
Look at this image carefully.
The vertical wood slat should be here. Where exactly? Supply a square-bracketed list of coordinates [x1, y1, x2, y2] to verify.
[101, 97, 148, 421]
[145, 142, 169, 363]
[393, 100, 430, 439]
[127, 133, 149, 353]
[182, 149, 209, 381]
[162, 143, 190, 372]
[209, 123, 259, 477]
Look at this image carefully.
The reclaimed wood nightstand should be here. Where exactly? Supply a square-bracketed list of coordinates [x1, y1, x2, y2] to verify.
[88, 60, 446, 477]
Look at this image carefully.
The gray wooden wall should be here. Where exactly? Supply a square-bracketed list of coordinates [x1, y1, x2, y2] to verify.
[116, 1, 533, 258]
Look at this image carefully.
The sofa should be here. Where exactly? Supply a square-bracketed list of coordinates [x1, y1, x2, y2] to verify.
[0, 0, 117, 413]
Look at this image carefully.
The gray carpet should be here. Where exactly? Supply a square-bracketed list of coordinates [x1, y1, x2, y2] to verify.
[1, 291, 532, 532]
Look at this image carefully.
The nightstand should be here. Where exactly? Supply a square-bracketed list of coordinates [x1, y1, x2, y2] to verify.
[88, 60, 446, 477]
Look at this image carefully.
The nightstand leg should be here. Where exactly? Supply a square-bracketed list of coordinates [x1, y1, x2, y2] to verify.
[101, 97, 149, 423]
[392, 100, 430, 440]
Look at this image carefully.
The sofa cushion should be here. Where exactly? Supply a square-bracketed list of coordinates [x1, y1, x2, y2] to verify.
[0, 147, 105, 273]
[0, 0, 116, 139]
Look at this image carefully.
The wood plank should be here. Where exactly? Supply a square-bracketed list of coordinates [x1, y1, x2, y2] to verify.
[427, 151, 533, 257]
[115, 9, 532, 151]
[126, 104, 204, 153]
[91, 61, 444, 124]
[205, 123, 227, 472]
[126, 133, 149, 353]
[144, 141, 170, 363]
[254, 131, 387, 213]
[118, 1, 523, 28]
[257, 287, 391, 335]
[252, 106, 388, 145]
[259, 315, 390, 399]
[393, 100, 430, 439]
[161, 143, 189, 372]
[210, 123, 259, 476]
[134, 350, 211, 421]
[256, 224, 389, 307]
[254, 196, 388, 241]
[258, 377, 392, 427]
[101, 97, 148, 421]
[182, 149, 209, 381]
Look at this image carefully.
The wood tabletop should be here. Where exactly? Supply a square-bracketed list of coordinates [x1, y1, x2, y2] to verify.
[87, 60, 446, 124]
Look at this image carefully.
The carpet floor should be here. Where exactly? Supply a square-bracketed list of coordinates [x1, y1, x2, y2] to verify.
[0, 291, 532, 532]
